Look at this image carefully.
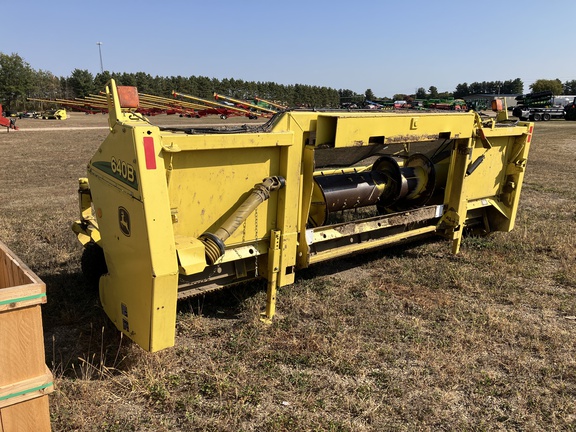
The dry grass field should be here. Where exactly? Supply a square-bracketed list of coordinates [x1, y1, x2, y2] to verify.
[1, 112, 575, 431]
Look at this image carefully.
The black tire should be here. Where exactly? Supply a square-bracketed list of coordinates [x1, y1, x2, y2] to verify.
[81, 243, 108, 289]
[542, 113, 551, 121]
[533, 113, 542, 121]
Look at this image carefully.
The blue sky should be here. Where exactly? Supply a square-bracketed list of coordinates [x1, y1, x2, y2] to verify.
[4, 0, 576, 97]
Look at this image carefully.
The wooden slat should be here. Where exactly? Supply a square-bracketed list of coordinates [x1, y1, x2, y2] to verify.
[0, 285, 46, 312]
[0, 368, 53, 409]
[0, 395, 52, 432]
[0, 305, 47, 388]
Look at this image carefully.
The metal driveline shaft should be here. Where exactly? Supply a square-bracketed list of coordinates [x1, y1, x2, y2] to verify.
[199, 176, 285, 265]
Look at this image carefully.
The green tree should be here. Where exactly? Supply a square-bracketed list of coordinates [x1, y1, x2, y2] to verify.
[68, 69, 95, 98]
[428, 86, 438, 99]
[93, 71, 112, 92]
[195, 76, 213, 98]
[393, 94, 409, 101]
[134, 72, 154, 94]
[365, 88, 375, 101]
[454, 83, 469, 98]
[30, 70, 60, 99]
[563, 80, 576, 94]
[460, 79, 523, 96]
[530, 79, 563, 95]
[502, 78, 523, 94]
[0, 52, 34, 111]
[416, 87, 427, 99]
[117, 72, 137, 87]
[491, 81, 503, 94]
[58, 75, 73, 99]
[338, 89, 363, 106]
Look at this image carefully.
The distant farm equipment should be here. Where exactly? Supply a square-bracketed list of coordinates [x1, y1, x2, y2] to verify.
[512, 91, 569, 121]
[41, 108, 67, 120]
[354, 98, 467, 112]
[25, 90, 285, 120]
[213, 92, 278, 116]
[253, 96, 288, 111]
[0, 105, 18, 131]
[172, 90, 272, 119]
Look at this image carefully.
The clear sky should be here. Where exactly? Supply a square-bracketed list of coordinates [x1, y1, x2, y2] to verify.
[4, 0, 576, 98]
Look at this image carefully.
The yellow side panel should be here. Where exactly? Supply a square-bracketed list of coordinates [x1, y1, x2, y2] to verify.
[89, 126, 178, 352]
[316, 112, 476, 147]
[167, 147, 281, 244]
[464, 139, 508, 200]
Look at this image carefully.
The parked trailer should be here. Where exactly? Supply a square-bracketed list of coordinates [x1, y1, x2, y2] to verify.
[512, 90, 567, 121]
[512, 106, 566, 121]
[72, 81, 533, 352]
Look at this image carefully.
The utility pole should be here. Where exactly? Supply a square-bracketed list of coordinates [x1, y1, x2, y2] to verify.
[96, 42, 104, 73]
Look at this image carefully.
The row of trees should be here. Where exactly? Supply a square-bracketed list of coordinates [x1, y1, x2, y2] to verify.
[351, 79, 576, 107]
[69, 69, 342, 108]
[454, 78, 576, 98]
[454, 79, 524, 98]
[0, 52, 341, 112]
[362, 78, 576, 106]
[2, 51, 576, 112]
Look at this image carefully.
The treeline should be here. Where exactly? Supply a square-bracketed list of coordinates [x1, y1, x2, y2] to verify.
[453, 79, 524, 98]
[2, 52, 576, 112]
[0, 53, 341, 111]
[453, 78, 576, 99]
[339, 78, 576, 106]
[74, 70, 341, 108]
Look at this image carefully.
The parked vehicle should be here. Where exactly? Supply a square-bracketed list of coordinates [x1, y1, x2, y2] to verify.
[565, 97, 576, 121]
[512, 91, 566, 121]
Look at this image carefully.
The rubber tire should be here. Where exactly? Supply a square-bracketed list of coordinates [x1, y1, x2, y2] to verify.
[533, 113, 542, 121]
[542, 113, 551, 121]
[81, 243, 108, 289]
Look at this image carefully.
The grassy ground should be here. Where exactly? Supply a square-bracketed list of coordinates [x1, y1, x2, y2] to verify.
[1, 113, 575, 431]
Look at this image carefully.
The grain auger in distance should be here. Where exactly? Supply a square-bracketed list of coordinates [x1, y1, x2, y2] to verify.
[72, 80, 533, 352]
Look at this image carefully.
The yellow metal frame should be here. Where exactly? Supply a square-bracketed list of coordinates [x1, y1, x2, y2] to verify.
[72, 80, 533, 351]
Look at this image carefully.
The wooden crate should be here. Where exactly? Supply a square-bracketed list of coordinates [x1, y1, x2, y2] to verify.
[0, 240, 53, 432]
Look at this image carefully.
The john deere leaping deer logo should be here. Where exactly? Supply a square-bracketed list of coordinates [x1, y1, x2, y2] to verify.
[118, 207, 131, 237]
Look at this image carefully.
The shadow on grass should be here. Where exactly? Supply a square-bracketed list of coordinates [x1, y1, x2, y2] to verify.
[297, 235, 442, 282]
[177, 236, 445, 320]
[38, 271, 127, 379]
[178, 279, 267, 320]
[35, 235, 445, 377]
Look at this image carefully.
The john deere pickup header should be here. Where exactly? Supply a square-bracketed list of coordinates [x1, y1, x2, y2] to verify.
[72, 81, 533, 351]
